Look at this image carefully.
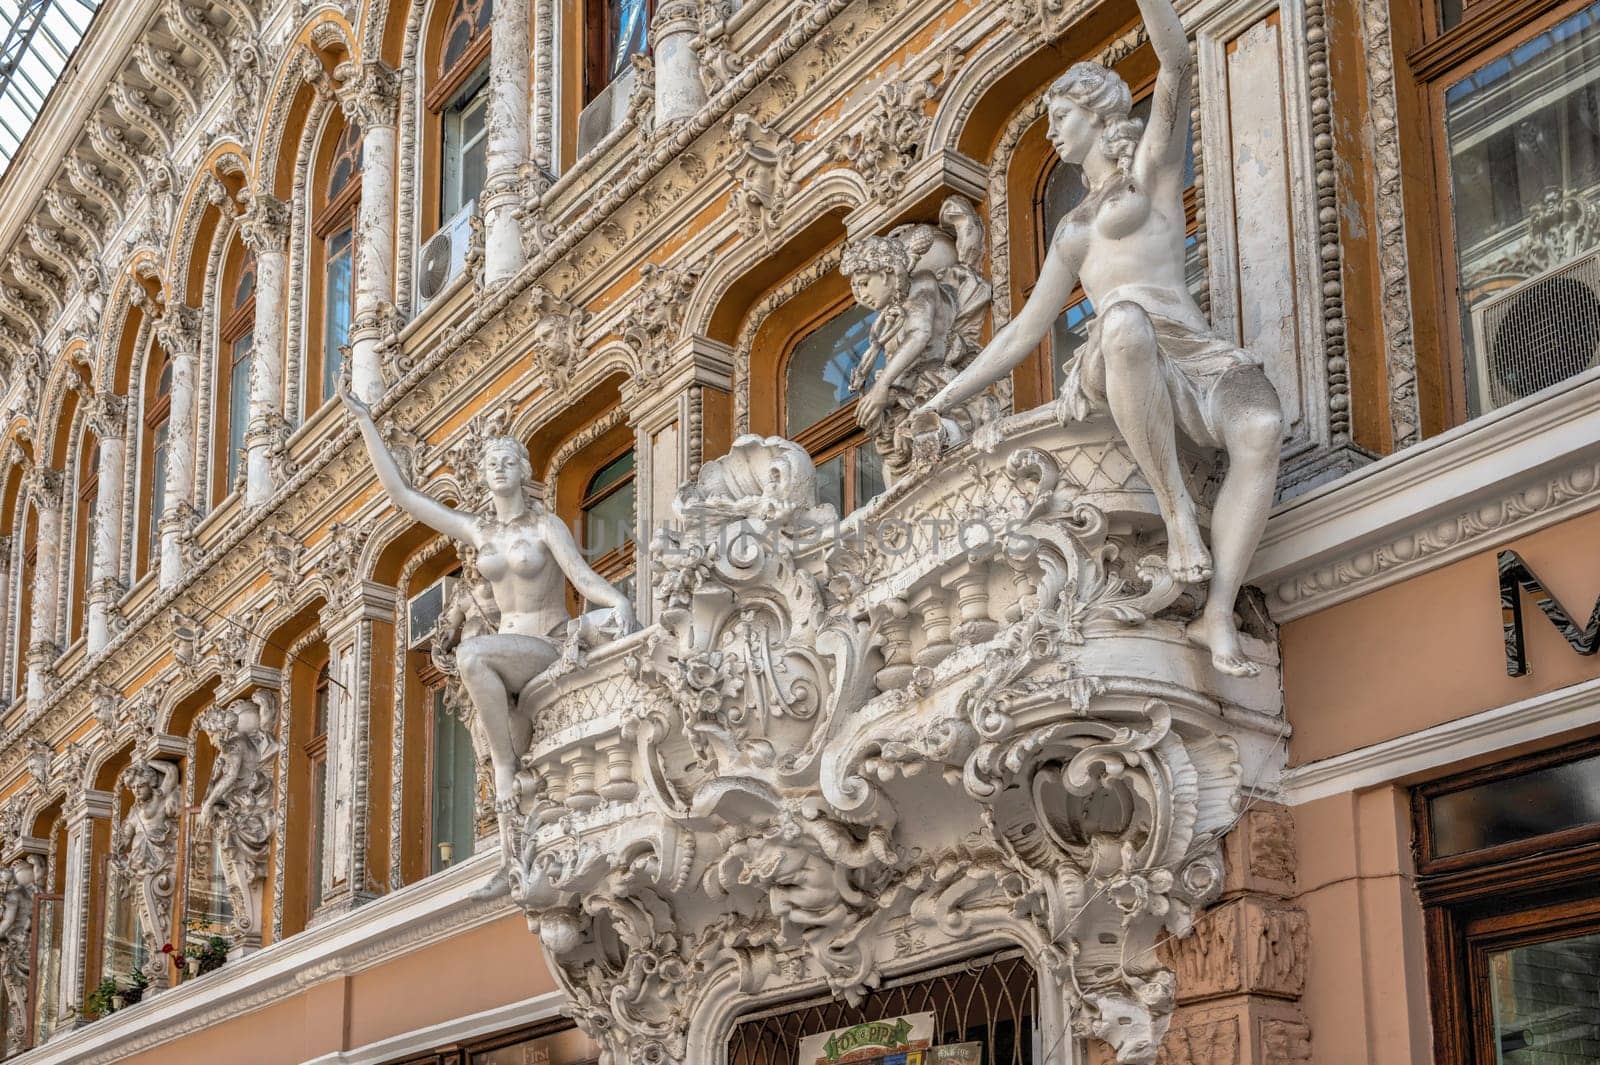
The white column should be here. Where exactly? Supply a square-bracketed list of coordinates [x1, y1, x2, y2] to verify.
[239, 191, 290, 508]
[484, 0, 530, 284]
[0, 536, 12, 703]
[24, 466, 63, 704]
[651, 0, 706, 128]
[56, 787, 112, 1030]
[85, 393, 127, 653]
[155, 306, 199, 590]
[337, 61, 400, 403]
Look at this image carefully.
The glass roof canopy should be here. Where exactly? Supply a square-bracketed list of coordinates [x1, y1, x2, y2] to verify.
[0, 0, 101, 177]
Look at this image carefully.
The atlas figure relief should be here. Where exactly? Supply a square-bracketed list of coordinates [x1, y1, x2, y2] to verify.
[918, 0, 1285, 677]
[340, 384, 638, 888]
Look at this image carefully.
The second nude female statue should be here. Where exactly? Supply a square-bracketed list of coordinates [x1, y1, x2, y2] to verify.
[340, 385, 637, 883]
[920, 0, 1284, 677]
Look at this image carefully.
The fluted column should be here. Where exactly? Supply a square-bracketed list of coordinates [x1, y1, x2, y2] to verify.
[155, 306, 199, 589]
[85, 394, 127, 653]
[337, 61, 400, 403]
[238, 192, 290, 507]
[56, 787, 112, 1029]
[24, 466, 63, 704]
[651, 0, 706, 129]
[484, 0, 530, 284]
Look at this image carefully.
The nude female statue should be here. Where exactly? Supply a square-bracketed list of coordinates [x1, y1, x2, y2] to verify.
[919, 0, 1283, 677]
[339, 385, 638, 877]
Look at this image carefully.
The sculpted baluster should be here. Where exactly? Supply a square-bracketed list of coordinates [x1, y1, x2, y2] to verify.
[916, 0, 1285, 677]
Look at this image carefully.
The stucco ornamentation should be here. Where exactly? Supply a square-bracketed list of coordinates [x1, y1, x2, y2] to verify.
[199, 692, 280, 944]
[725, 114, 798, 246]
[0, 859, 39, 1055]
[113, 759, 182, 987]
[830, 51, 958, 203]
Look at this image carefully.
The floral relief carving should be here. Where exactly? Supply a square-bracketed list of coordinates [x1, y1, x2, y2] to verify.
[725, 114, 799, 246]
[830, 50, 959, 204]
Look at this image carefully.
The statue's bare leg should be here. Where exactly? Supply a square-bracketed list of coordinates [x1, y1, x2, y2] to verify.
[1097, 302, 1212, 582]
[1186, 372, 1283, 677]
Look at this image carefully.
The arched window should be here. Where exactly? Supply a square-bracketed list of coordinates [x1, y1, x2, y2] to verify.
[580, 449, 635, 603]
[308, 661, 332, 912]
[426, 0, 492, 236]
[309, 117, 362, 412]
[141, 353, 172, 577]
[586, 0, 650, 104]
[1037, 93, 1198, 395]
[70, 440, 98, 644]
[782, 303, 883, 515]
[215, 242, 255, 503]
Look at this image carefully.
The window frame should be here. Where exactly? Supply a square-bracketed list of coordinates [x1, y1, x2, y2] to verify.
[585, 0, 652, 105]
[216, 244, 256, 505]
[141, 352, 172, 578]
[308, 116, 363, 417]
[777, 296, 880, 516]
[1415, 737, 1600, 1063]
[1406, 0, 1600, 426]
[306, 663, 333, 914]
[579, 445, 636, 593]
[70, 439, 98, 645]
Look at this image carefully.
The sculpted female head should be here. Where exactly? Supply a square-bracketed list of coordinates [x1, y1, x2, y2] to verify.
[841, 236, 912, 311]
[1046, 62, 1143, 172]
[481, 437, 535, 497]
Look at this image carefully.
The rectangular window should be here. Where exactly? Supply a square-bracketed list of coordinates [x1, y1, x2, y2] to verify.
[148, 423, 168, 562]
[430, 688, 478, 874]
[323, 230, 354, 402]
[442, 77, 489, 220]
[308, 666, 332, 913]
[1416, 742, 1600, 1062]
[101, 852, 147, 985]
[30, 894, 61, 1045]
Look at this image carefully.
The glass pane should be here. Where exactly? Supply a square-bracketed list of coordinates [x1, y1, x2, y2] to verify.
[149, 425, 168, 561]
[607, 0, 650, 84]
[32, 897, 60, 1043]
[444, 82, 488, 216]
[587, 451, 635, 496]
[1489, 931, 1600, 1062]
[431, 690, 478, 874]
[102, 856, 147, 984]
[583, 482, 634, 560]
[785, 305, 879, 435]
[815, 453, 845, 517]
[462, 125, 487, 209]
[1050, 298, 1095, 395]
[472, 1026, 604, 1065]
[1428, 753, 1600, 857]
[855, 442, 885, 508]
[324, 229, 353, 402]
[1444, 1, 1600, 417]
[183, 810, 233, 975]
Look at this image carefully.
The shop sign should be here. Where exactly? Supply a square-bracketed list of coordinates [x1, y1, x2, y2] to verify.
[797, 1014, 932, 1063]
[1498, 551, 1600, 676]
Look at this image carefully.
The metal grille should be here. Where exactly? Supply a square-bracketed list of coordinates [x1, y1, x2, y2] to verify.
[727, 952, 1038, 1065]
[1472, 252, 1600, 413]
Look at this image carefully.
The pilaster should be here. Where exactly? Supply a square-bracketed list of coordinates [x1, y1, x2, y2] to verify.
[56, 788, 113, 1030]
[238, 190, 291, 507]
[620, 336, 734, 626]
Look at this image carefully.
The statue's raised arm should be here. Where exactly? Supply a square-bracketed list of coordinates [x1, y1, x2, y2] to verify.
[1132, 0, 1196, 186]
[338, 381, 479, 546]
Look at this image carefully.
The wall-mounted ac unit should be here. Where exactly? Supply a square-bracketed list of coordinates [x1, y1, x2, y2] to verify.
[1470, 250, 1600, 415]
[408, 576, 457, 650]
[415, 200, 476, 313]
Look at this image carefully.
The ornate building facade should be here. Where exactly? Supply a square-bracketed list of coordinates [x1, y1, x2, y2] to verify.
[0, 0, 1594, 1059]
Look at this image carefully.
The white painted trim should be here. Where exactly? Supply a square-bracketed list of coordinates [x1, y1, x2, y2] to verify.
[1281, 677, 1600, 805]
[301, 991, 570, 1065]
[1250, 369, 1600, 620]
[15, 851, 521, 1065]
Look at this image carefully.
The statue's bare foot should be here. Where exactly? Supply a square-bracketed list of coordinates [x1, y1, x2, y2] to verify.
[1187, 613, 1260, 678]
[1165, 525, 1213, 584]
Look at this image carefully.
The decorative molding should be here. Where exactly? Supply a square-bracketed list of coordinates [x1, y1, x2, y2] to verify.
[1282, 677, 1600, 805]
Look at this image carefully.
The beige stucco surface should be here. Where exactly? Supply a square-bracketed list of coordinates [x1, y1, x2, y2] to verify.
[1282, 506, 1600, 766]
[118, 913, 554, 1064]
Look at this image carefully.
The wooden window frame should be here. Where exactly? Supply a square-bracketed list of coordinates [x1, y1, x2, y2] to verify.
[70, 441, 98, 645]
[585, 0, 652, 105]
[140, 353, 172, 578]
[306, 664, 332, 913]
[307, 117, 363, 418]
[579, 446, 636, 590]
[1415, 737, 1600, 1063]
[777, 297, 878, 516]
[25, 890, 63, 1049]
[1404, 0, 1598, 426]
[215, 246, 256, 505]
[419, 666, 455, 874]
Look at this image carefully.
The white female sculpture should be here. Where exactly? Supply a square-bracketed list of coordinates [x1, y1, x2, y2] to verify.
[339, 385, 638, 881]
[920, 0, 1283, 677]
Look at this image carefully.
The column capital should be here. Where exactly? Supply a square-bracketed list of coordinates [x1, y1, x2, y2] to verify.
[86, 392, 129, 440]
[154, 303, 200, 358]
[320, 580, 400, 638]
[65, 788, 114, 826]
[335, 59, 400, 131]
[22, 465, 63, 511]
[238, 189, 291, 255]
[621, 335, 734, 430]
[650, 0, 701, 43]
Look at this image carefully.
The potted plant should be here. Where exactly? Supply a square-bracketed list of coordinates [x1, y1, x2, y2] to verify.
[84, 976, 119, 1020]
[182, 932, 230, 978]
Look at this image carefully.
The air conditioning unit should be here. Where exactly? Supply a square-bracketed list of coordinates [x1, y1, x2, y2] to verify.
[415, 200, 477, 312]
[577, 64, 637, 159]
[407, 576, 457, 650]
[1469, 250, 1600, 415]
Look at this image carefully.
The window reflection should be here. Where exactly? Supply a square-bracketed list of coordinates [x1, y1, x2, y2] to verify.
[1489, 931, 1600, 1062]
[1428, 752, 1600, 857]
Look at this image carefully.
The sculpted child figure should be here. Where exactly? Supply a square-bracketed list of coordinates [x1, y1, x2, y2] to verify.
[919, 0, 1284, 677]
[340, 385, 638, 882]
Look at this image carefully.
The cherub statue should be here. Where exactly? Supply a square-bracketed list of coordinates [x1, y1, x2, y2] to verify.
[918, 0, 1284, 677]
[116, 759, 182, 973]
[340, 383, 638, 891]
[199, 692, 280, 940]
[842, 195, 991, 485]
